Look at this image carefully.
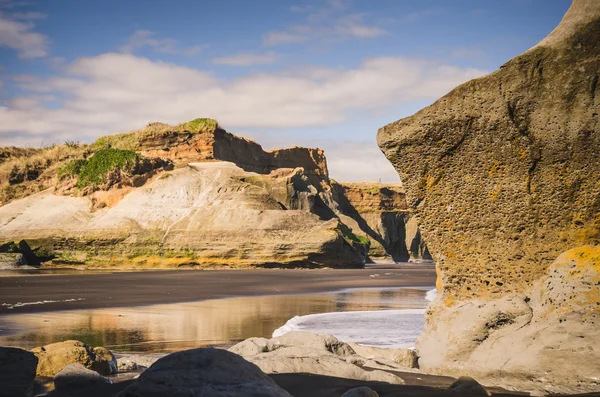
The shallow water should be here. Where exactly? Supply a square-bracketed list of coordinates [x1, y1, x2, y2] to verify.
[0, 286, 432, 353]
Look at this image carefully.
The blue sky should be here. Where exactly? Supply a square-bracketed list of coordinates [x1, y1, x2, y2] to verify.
[0, 0, 570, 181]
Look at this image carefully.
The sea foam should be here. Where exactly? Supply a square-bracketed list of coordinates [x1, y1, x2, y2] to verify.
[272, 309, 426, 349]
[272, 287, 438, 349]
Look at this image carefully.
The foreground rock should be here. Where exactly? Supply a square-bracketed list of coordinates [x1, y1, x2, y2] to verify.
[0, 347, 38, 397]
[32, 340, 117, 377]
[447, 377, 490, 396]
[117, 347, 292, 397]
[378, 0, 600, 393]
[341, 387, 379, 397]
[230, 332, 415, 384]
[54, 364, 111, 392]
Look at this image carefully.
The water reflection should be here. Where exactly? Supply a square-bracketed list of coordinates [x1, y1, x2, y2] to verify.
[0, 287, 430, 353]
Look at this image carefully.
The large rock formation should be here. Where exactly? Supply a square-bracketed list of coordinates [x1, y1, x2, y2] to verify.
[1, 119, 423, 268]
[378, 0, 599, 392]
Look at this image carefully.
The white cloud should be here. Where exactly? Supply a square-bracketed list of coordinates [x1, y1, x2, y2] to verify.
[120, 30, 205, 56]
[0, 11, 48, 59]
[0, 53, 486, 180]
[335, 14, 387, 38]
[263, 2, 387, 46]
[213, 52, 277, 66]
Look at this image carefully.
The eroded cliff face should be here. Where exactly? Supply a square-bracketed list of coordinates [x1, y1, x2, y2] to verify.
[0, 120, 366, 269]
[378, 0, 600, 392]
[332, 182, 430, 261]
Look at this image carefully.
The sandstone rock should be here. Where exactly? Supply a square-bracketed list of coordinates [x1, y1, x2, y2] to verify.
[378, 0, 600, 393]
[0, 252, 27, 268]
[341, 386, 379, 397]
[447, 377, 490, 396]
[231, 332, 405, 385]
[117, 348, 292, 397]
[32, 340, 117, 377]
[229, 337, 268, 356]
[91, 346, 117, 375]
[267, 331, 355, 356]
[347, 343, 418, 368]
[54, 363, 111, 392]
[0, 347, 38, 397]
[332, 181, 431, 261]
[116, 355, 159, 370]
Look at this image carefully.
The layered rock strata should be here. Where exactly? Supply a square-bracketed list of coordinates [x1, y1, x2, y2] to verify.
[333, 182, 431, 261]
[378, 0, 600, 392]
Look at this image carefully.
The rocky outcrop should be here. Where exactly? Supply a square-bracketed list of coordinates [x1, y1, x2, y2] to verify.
[0, 118, 375, 268]
[230, 332, 414, 384]
[117, 348, 292, 397]
[378, 0, 600, 393]
[0, 347, 38, 397]
[31, 340, 117, 377]
[333, 182, 430, 261]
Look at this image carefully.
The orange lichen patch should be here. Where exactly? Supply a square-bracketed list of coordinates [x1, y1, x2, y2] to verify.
[435, 262, 443, 292]
[553, 245, 600, 272]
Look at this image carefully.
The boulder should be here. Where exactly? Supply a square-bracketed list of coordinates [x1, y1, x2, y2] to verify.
[447, 377, 491, 396]
[32, 340, 117, 377]
[341, 387, 379, 397]
[116, 355, 159, 370]
[347, 343, 418, 368]
[117, 348, 292, 397]
[91, 347, 117, 375]
[0, 347, 38, 397]
[267, 331, 355, 356]
[230, 332, 405, 385]
[54, 363, 111, 392]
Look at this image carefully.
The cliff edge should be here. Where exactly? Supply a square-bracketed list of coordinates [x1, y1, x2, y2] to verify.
[378, 0, 599, 392]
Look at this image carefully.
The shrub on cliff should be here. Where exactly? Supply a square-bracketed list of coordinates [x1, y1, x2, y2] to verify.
[76, 148, 141, 188]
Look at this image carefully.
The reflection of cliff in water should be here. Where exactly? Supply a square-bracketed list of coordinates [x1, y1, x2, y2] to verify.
[0, 287, 430, 353]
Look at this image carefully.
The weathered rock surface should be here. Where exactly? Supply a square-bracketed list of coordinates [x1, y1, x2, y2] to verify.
[0, 347, 38, 397]
[32, 340, 117, 377]
[333, 182, 431, 261]
[116, 355, 160, 372]
[378, 0, 600, 393]
[54, 363, 111, 392]
[230, 332, 409, 385]
[347, 342, 418, 369]
[117, 347, 292, 397]
[341, 386, 379, 397]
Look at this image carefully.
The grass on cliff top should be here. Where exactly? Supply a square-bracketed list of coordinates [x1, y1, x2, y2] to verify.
[0, 117, 218, 205]
[59, 148, 141, 188]
[92, 118, 219, 151]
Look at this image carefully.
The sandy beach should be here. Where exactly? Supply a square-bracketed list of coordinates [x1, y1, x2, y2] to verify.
[0, 262, 435, 315]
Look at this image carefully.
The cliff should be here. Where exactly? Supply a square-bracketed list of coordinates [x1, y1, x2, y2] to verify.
[378, 0, 600, 392]
[332, 182, 430, 261]
[0, 118, 416, 269]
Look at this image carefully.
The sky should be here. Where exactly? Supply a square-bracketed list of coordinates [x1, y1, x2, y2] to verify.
[0, 0, 571, 182]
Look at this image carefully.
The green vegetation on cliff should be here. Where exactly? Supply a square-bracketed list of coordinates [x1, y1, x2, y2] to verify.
[72, 148, 140, 188]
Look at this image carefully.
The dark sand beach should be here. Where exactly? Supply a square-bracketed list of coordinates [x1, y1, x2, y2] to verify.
[0, 262, 435, 314]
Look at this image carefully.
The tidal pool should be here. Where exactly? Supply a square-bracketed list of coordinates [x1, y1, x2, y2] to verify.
[0, 286, 432, 353]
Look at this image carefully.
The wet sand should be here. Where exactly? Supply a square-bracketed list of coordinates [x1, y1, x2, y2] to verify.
[0, 262, 435, 314]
